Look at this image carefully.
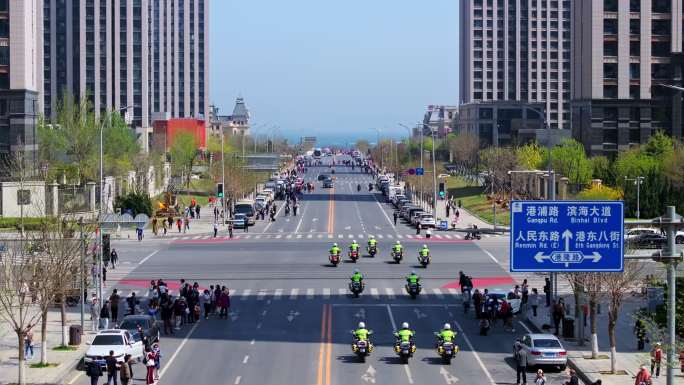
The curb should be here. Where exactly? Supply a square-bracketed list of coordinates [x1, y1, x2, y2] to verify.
[523, 314, 595, 385]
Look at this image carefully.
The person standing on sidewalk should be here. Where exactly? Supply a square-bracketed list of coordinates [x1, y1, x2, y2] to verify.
[543, 278, 551, 307]
[100, 300, 111, 330]
[109, 290, 120, 324]
[213, 221, 218, 238]
[530, 288, 539, 317]
[228, 220, 234, 238]
[650, 342, 662, 378]
[90, 294, 100, 332]
[105, 350, 119, 385]
[552, 298, 565, 336]
[514, 341, 528, 384]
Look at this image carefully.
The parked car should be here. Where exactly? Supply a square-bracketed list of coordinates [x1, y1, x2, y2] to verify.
[410, 210, 426, 226]
[487, 290, 522, 314]
[118, 314, 160, 343]
[514, 334, 567, 370]
[419, 214, 436, 229]
[624, 227, 658, 241]
[234, 200, 255, 225]
[627, 233, 667, 248]
[84, 330, 144, 368]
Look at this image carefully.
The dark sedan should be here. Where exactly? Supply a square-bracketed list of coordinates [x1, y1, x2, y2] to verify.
[627, 233, 667, 249]
[119, 315, 160, 343]
[318, 174, 330, 181]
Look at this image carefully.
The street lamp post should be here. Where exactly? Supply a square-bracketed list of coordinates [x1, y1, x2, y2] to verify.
[624, 176, 644, 219]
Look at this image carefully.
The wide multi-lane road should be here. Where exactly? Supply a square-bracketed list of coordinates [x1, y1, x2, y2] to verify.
[70, 155, 569, 385]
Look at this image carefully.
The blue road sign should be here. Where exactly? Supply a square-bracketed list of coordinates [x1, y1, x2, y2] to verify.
[415, 167, 424, 176]
[510, 200, 624, 272]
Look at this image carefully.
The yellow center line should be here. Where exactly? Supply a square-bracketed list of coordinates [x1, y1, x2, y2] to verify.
[327, 187, 335, 234]
[325, 304, 332, 385]
[316, 304, 328, 385]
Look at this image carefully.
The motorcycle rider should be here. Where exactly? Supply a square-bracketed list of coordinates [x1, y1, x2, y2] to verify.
[330, 243, 341, 256]
[367, 235, 377, 250]
[406, 271, 421, 291]
[349, 240, 360, 254]
[419, 244, 430, 259]
[436, 323, 456, 344]
[353, 321, 370, 342]
[392, 240, 403, 255]
[350, 269, 364, 285]
[394, 322, 416, 350]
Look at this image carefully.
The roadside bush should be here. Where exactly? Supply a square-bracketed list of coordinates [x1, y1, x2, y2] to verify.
[113, 192, 153, 217]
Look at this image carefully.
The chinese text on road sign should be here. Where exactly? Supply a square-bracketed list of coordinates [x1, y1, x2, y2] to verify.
[510, 201, 624, 272]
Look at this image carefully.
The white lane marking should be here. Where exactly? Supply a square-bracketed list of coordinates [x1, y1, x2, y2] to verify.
[444, 234, 453, 239]
[234, 376, 241, 385]
[385, 287, 395, 299]
[327, 234, 333, 239]
[482, 248, 499, 263]
[241, 289, 252, 300]
[377, 234, 384, 239]
[193, 235, 201, 239]
[257, 289, 267, 300]
[373, 193, 396, 230]
[323, 288, 331, 299]
[338, 234, 343, 239]
[262, 202, 286, 233]
[307, 234, 313, 239]
[294, 202, 307, 233]
[453, 319, 497, 385]
[387, 234, 393, 239]
[256, 322, 262, 329]
[348, 234, 353, 238]
[158, 321, 201, 379]
[250, 339, 255, 345]
[296, 234, 303, 239]
[358, 234, 365, 239]
[261, 310, 268, 316]
[244, 235, 252, 239]
[306, 288, 315, 299]
[338, 288, 346, 296]
[432, 288, 444, 298]
[370, 288, 379, 299]
[242, 355, 249, 364]
[397, 234, 403, 239]
[519, 320, 533, 334]
[139, 250, 159, 265]
[275, 234, 282, 239]
[66, 372, 83, 384]
[290, 288, 299, 299]
[286, 234, 292, 239]
[274, 289, 283, 299]
[384, 304, 413, 384]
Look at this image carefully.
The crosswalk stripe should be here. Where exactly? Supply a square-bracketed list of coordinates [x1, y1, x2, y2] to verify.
[257, 289, 267, 300]
[432, 288, 444, 298]
[370, 288, 379, 298]
[444, 234, 452, 239]
[296, 234, 302, 239]
[255, 235, 261, 239]
[241, 289, 251, 300]
[307, 234, 313, 239]
[448, 288, 459, 297]
[434, 234, 442, 239]
[385, 288, 395, 299]
[275, 235, 282, 239]
[397, 234, 403, 239]
[244, 235, 252, 239]
[327, 234, 333, 239]
[348, 234, 353, 238]
[323, 288, 331, 299]
[338, 234, 343, 238]
[358, 234, 364, 238]
[193, 235, 201, 239]
[387, 234, 393, 239]
[289, 288, 299, 299]
[377, 234, 384, 239]
[274, 289, 283, 299]
[306, 288, 315, 299]
[338, 288, 346, 296]
[286, 234, 292, 239]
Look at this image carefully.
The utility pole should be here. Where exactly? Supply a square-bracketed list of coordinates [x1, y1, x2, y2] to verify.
[625, 176, 644, 219]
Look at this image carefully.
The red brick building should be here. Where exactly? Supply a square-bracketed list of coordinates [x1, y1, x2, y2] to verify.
[152, 118, 207, 151]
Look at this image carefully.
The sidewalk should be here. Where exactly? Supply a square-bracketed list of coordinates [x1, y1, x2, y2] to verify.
[524, 295, 681, 385]
[0, 307, 94, 385]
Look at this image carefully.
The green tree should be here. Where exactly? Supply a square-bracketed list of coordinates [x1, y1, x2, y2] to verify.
[590, 155, 615, 185]
[103, 112, 140, 176]
[113, 192, 153, 217]
[550, 139, 592, 186]
[515, 142, 547, 170]
[642, 130, 674, 159]
[169, 132, 199, 187]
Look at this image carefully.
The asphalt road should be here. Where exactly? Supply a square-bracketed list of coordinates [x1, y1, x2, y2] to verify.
[69, 155, 572, 385]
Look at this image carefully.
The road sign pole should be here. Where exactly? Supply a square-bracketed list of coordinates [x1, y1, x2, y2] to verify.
[548, 171, 557, 326]
[664, 206, 678, 385]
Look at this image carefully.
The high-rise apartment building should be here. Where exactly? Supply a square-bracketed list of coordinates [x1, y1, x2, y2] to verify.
[571, 0, 684, 156]
[0, 0, 43, 167]
[42, 0, 208, 143]
[459, 0, 572, 145]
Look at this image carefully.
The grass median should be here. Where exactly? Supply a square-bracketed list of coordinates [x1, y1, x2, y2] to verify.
[446, 176, 510, 226]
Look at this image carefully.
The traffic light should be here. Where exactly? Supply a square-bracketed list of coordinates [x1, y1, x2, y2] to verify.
[438, 182, 445, 199]
[217, 183, 224, 198]
[102, 234, 111, 262]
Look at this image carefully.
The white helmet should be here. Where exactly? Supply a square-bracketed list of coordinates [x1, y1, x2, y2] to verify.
[333, 243, 338, 247]
[358, 322, 365, 328]
[396, 241, 401, 245]
[401, 322, 409, 329]
[353, 240, 357, 243]
[370, 235, 375, 239]
[423, 244, 427, 248]
[443, 323, 451, 330]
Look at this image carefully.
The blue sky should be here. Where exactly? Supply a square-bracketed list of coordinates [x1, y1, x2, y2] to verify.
[210, 0, 458, 146]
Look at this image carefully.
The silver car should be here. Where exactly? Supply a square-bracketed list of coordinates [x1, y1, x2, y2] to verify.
[516, 333, 567, 370]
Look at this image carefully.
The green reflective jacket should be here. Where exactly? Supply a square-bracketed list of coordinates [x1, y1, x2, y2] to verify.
[438, 330, 456, 342]
[354, 328, 369, 341]
[349, 243, 359, 251]
[368, 239, 377, 247]
[351, 273, 363, 282]
[330, 247, 340, 255]
[419, 248, 430, 257]
[395, 329, 414, 342]
[407, 274, 420, 284]
[393, 245, 403, 253]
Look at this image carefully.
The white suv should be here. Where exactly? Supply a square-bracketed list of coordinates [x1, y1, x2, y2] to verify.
[84, 330, 144, 368]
